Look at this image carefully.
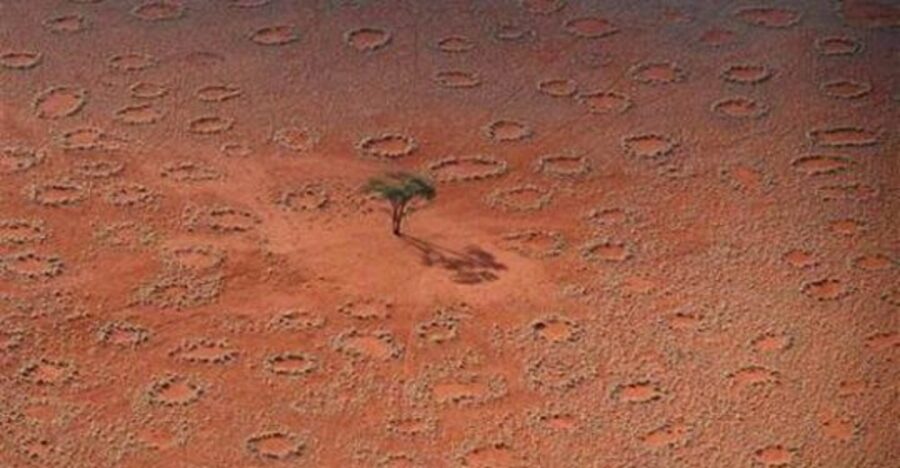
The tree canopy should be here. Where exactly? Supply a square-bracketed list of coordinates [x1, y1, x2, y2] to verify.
[365, 172, 436, 235]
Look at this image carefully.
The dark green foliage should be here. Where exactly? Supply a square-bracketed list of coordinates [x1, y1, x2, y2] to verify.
[365, 172, 436, 235]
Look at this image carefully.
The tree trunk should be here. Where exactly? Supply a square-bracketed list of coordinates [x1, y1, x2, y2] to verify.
[393, 201, 410, 236]
[391, 202, 402, 236]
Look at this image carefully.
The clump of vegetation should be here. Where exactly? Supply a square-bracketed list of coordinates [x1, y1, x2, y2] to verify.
[365, 172, 436, 236]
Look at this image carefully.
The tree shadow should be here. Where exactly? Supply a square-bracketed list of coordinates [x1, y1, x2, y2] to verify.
[402, 235, 507, 285]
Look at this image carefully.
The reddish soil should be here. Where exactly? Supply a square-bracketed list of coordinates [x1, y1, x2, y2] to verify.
[0, 0, 897, 466]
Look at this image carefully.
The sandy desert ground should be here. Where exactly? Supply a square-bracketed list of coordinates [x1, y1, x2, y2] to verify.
[0, 0, 897, 466]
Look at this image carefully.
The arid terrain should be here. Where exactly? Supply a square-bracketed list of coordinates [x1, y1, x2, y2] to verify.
[0, 0, 897, 466]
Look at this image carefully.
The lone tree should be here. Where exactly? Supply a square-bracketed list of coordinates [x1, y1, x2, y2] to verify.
[365, 172, 436, 236]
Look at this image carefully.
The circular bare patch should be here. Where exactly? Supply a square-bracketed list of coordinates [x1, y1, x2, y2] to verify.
[273, 126, 320, 153]
[581, 238, 632, 262]
[221, 141, 252, 158]
[98, 322, 150, 347]
[753, 445, 794, 467]
[751, 332, 793, 353]
[426, 156, 508, 182]
[537, 78, 577, 97]
[170, 338, 238, 364]
[44, 14, 88, 33]
[229, 0, 271, 7]
[129, 81, 169, 99]
[188, 115, 234, 135]
[493, 22, 535, 42]
[459, 443, 524, 468]
[820, 79, 871, 99]
[629, 61, 686, 85]
[564, 16, 618, 38]
[818, 182, 879, 201]
[529, 315, 582, 343]
[0, 326, 23, 350]
[416, 316, 460, 344]
[265, 352, 319, 376]
[1, 250, 64, 280]
[94, 221, 157, 249]
[0, 219, 47, 245]
[711, 96, 769, 119]
[276, 184, 329, 211]
[535, 152, 591, 178]
[163, 244, 225, 272]
[435, 35, 474, 53]
[147, 374, 204, 406]
[332, 329, 403, 361]
[0, 51, 42, 70]
[790, 154, 853, 176]
[585, 207, 629, 226]
[267, 309, 326, 332]
[807, 126, 878, 147]
[613, 380, 665, 403]
[344, 27, 392, 52]
[1, 144, 45, 174]
[27, 179, 88, 206]
[19, 358, 76, 385]
[802, 278, 850, 301]
[622, 133, 677, 159]
[500, 229, 566, 258]
[57, 127, 123, 151]
[114, 103, 164, 125]
[75, 160, 125, 179]
[250, 25, 299, 46]
[109, 53, 157, 72]
[487, 185, 553, 212]
[134, 271, 223, 309]
[852, 254, 894, 271]
[131, 1, 184, 21]
[196, 84, 243, 102]
[357, 133, 417, 159]
[484, 119, 532, 142]
[720, 63, 772, 85]
[160, 161, 223, 182]
[815, 36, 862, 56]
[105, 182, 156, 207]
[578, 90, 632, 114]
[33, 86, 87, 119]
[246, 431, 306, 460]
[182, 204, 261, 233]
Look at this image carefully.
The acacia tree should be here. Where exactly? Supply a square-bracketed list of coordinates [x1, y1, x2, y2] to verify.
[365, 172, 436, 236]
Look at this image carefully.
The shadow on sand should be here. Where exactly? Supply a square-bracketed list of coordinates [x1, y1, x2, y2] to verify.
[402, 235, 507, 285]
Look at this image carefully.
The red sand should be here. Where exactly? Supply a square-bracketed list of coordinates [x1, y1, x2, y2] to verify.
[0, 0, 897, 466]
